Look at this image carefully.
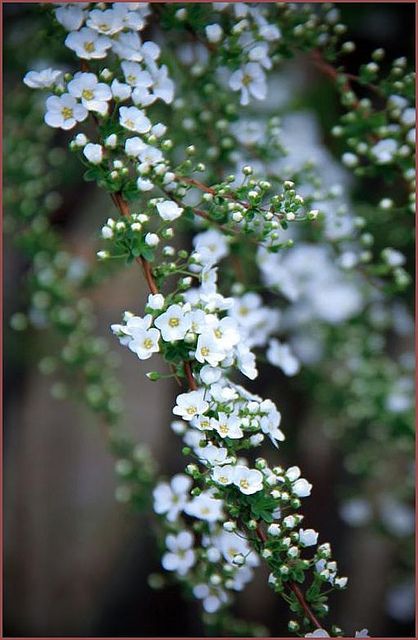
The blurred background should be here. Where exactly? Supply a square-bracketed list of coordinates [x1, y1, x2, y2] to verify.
[3, 3, 415, 637]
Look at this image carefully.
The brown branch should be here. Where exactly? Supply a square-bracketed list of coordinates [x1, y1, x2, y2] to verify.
[184, 361, 198, 391]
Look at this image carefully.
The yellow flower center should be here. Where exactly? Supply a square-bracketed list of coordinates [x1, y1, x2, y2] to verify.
[143, 338, 153, 349]
[61, 107, 73, 120]
[169, 317, 180, 327]
[239, 479, 249, 489]
[219, 475, 228, 484]
[242, 73, 252, 86]
[125, 118, 135, 129]
[214, 328, 222, 338]
[239, 306, 249, 316]
[200, 419, 210, 429]
[219, 424, 228, 435]
[82, 89, 94, 101]
[99, 23, 110, 32]
[201, 507, 210, 515]
[201, 346, 210, 357]
[187, 406, 197, 415]
[127, 74, 136, 84]
[84, 41, 95, 53]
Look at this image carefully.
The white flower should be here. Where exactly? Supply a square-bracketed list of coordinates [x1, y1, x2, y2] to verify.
[137, 176, 154, 191]
[83, 143, 103, 164]
[190, 414, 212, 432]
[370, 138, 398, 164]
[286, 466, 301, 482]
[137, 144, 164, 170]
[173, 389, 209, 421]
[299, 528, 318, 547]
[200, 365, 222, 385]
[115, 314, 160, 358]
[335, 577, 348, 588]
[111, 31, 143, 61]
[155, 304, 192, 341]
[196, 444, 230, 466]
[267, 523, 281, 537]
[195, 333, 226, 367]
[210, 317, 240, 350]
[259, 399, 284, 447]
[74, 133, 88, 147]
[55, 5, 85, 31]
[184, 491, 224, 522]
[147, 293, 165, 310]
[68, 72, 112, 115]
[205, 24, 223, 43]
[305, 630, 330, 638]
[145, 232, 159, 247]
[267, 339, 300, 376]
[193, 229, 229, 267]
[382, 247, 406, 267]
[44, 94, 88, 130]
[212, 464, 236, 486]
[400, 108, 415, 126]
[87, 8, 125, 35]
[229, 62, 267, 106]
[111, 79, 132, 101]
[119, 105, 151, 133]
[292, 478, 312, 498]
[153, 474, 191, 521]
[248, 42, 272, 69]
[216, 530, 259, 567]
[125, 136, 147, 157]
[162, 531, 195, 576]
[151, 64, 175, 104]
[213, 412, 244, 439]
[233, 465, 263, 495]
[156, 200, 184, 221]
[121, 60, 153, 88]
[23, 68, 63, 89]
[65, 27, 112, 60]
[355, 629, 369, 637]
[235, 343, 257, 380]
[105, 133, 117, 148]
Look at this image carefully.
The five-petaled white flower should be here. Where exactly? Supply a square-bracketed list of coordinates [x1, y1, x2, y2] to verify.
[229, 62, 267, 106]
[184, 491, 224, 522]
[65, 27, 112, 60]
[68, 72, 112, 116]
[56, 5, 86, 31]
[213, 412, 244, 439]
[195, 333, 225, 367]
[87, 8, 125, 35]
[123, 314, 161, 360]
[212, 464, 236, 486]
[233, 465, 264, 495]
[24, 68, 63, 89]
[267, 339, 300, 376]
[119, 105, 151, 133]
[153, 474, 191, 521]
[162, 530, 196, 576]
[122, 60, 153, 88]
[173, 389, 209, 421]
[155, 304, 191, 341]
[44, 93, 88, 130]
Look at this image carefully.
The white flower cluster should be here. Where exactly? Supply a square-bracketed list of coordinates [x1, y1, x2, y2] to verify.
[24, 3, 174, 153]
[209, 3, 281, 106]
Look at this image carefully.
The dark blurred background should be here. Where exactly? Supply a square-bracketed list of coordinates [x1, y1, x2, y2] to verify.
[3, 3, 415, 637]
